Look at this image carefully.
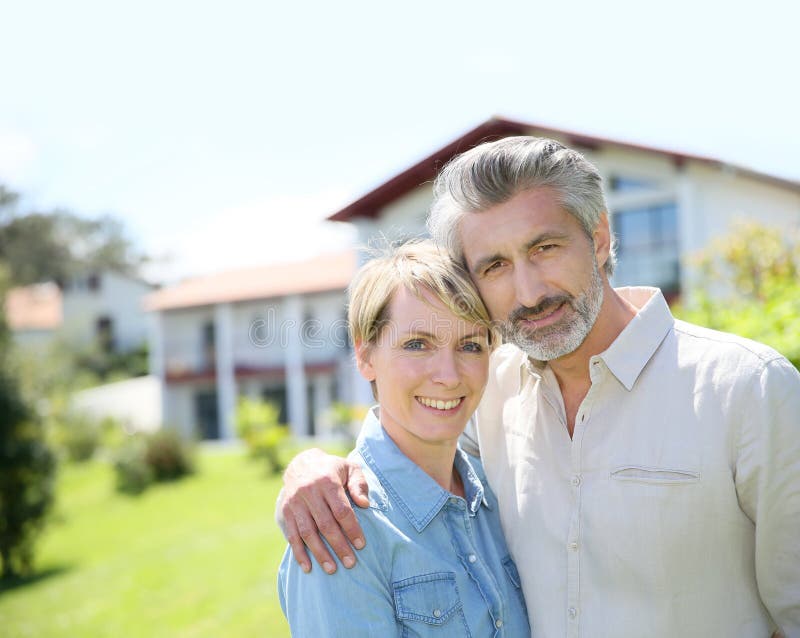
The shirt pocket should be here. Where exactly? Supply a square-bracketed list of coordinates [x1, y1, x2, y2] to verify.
[610, 465, 700, 485]
[502, 555, 527, 611]
[393, 571, 467, 634]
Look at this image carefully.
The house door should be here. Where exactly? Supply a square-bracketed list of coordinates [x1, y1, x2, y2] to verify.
[194, 391, 220, 440]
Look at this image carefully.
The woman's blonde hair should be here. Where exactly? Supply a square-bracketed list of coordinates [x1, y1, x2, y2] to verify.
[348, 239, 494, 350]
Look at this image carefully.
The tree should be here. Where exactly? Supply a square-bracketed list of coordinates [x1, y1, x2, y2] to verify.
[0, 266, 56, 579]
[0, 184, 147, 286]
[675, 220, 800, 369]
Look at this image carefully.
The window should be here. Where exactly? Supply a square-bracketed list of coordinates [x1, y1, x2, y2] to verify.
[262, 386, 288, 424]
[96, 316, 115, 353]
[612, 202, 680, 293]
[609, 175, 657, 193]
[87, 273, 101, 291]
[194, 391, 220, 440]
[202, 321, 216, 369]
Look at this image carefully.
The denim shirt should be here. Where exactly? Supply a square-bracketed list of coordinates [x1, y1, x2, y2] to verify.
[279, 407, 530, 637]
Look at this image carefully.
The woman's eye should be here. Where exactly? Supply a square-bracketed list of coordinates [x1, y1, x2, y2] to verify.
[461, 342, 484, 353]
[484, 261, 502, 275]
[403, 339, 426, 351]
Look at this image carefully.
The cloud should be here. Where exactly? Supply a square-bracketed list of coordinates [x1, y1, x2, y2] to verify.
[144, 189, 358, 283]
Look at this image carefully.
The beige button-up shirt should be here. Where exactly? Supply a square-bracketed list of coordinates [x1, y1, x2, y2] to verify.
[467, 287, 800, 637]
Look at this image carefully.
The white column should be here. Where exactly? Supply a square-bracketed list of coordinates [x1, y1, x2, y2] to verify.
[284, 295, 308, 437]
[676, 170, 700, 298]
[313, 374, 332, 436]
[146, 311, 168, 429]
[214, 303, 237, 440]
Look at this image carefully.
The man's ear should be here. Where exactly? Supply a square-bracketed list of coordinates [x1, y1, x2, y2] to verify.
[354, 341, 375, 382]
[593, 212, 611, 269]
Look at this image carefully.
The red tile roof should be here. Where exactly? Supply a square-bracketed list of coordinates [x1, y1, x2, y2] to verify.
[5, 283, 63, 331]
[328, 116, 800, 222]
[145, 251, 356, 311]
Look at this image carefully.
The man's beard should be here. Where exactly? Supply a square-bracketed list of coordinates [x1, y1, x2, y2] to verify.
[500, 258, 604, 361]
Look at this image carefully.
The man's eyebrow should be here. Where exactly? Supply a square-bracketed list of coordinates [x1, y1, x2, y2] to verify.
[470, 231, 572, 275]
[523, 231, 571, 252]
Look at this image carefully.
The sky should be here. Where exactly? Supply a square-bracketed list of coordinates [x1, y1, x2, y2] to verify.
[1, 0, 798, 284]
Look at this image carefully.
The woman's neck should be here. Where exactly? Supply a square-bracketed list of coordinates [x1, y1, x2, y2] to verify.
[381, 426, 463, 495]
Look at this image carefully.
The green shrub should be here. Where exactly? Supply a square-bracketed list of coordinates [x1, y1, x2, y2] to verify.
[235, 398, 289, 474]
[113, 430, 194, 495]
[61, 415, 101, 462]
[113, 436, 152, 495]
[144, 430, 194, 482]
[0, 279, 57, 577]
[676, 220, 800, 370]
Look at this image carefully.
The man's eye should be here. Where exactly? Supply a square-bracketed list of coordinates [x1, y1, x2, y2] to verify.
[403, 339, 426, 351]
[535, 244, 556, 253]
[484, 261, 503, 275]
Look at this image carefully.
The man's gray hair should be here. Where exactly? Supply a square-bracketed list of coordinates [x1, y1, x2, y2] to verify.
[427, 136, 616, 276]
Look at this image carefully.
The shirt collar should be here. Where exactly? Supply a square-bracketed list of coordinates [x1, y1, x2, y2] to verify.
[522, 286, 674, 392]
[356, 407, 486, 533]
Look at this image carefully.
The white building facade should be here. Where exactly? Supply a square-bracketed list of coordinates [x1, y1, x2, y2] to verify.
[146, 252, 370, 441]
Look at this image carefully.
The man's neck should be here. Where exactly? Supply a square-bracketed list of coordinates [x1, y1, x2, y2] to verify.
[548, 284, 638, 435]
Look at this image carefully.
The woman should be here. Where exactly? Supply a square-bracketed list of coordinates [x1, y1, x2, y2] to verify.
[278, 241, 529, 636]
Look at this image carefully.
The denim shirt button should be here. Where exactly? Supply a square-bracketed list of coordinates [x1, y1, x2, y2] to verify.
[433, 608, 442, 618]
[495, 618, 503, 628]
[468, 554, 477, 563]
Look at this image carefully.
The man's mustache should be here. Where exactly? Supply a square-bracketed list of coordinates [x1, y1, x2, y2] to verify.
[508, 295, 572, 324]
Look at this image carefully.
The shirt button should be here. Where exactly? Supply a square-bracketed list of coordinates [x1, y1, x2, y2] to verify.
[568, 542, 578, 551]
[433, 609, 442, 618]
[495, 619, 503, 628]
[468, 554, 477, 563]
[571, 475, 581, 487]
[568, 607, 577, 619]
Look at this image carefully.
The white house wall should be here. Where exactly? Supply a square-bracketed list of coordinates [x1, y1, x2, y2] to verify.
[156, 289, 371, 440]
[687, 163, 800, 250]
[161, 306, 216, 374]
[61, 272, 151, 352]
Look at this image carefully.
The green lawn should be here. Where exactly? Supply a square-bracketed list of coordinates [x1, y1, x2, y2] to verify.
[0, 448, 294, 637]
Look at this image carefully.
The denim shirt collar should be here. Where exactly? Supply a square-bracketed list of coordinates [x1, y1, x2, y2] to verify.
[356, 407, 486, 533]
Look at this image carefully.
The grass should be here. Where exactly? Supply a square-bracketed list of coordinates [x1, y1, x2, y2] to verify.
[0, 447, 298, 637]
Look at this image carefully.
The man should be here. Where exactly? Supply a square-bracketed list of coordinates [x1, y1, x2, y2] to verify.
[279, 137, 800, 637]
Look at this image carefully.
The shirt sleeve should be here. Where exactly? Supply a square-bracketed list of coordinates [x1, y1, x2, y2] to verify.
[277, 515, 401, 637]
[734, 356, 800, 636]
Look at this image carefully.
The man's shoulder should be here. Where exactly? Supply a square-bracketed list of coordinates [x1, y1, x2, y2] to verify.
[671, 318, 788, 369]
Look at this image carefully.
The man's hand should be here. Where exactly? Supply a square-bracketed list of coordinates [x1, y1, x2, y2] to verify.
[278, 448, 370, 574]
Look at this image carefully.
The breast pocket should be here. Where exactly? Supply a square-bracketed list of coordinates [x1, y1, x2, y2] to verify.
[502, 555, 527, 611]
[393, 572, 470, 637]
[610, 465, 700, 485]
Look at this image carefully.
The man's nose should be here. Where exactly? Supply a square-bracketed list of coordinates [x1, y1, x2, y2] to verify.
[513, 262, 547, 309]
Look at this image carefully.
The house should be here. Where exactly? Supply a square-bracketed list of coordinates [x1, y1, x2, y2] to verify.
[5, 281, 62, 349]
[7, 270, 154, 354]
[330, 117, 800, 298]
[145, 252, 368, 441]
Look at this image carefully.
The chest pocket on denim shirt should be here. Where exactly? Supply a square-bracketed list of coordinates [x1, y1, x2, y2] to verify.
[393, 572, 469, 636]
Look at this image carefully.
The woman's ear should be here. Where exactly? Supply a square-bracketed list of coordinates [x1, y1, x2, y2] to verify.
[355, 340, 375, 381]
